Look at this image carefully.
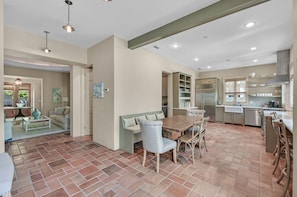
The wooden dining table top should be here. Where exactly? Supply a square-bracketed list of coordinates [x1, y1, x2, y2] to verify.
[161, 115, 201, 133]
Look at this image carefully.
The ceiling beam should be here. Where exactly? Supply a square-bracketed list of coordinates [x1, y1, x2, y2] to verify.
[128, 0, 270, 49]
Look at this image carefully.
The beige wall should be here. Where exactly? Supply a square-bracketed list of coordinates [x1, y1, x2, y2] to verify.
[4, 66, 70, 116]
[199, 64, 277, 106]
[90, 36, 198, 150]
[0, 0, 4, 153]
[4, 26, 87, 65]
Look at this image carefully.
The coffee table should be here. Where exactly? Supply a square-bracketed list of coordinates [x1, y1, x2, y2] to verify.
[22, 116, 51, 133]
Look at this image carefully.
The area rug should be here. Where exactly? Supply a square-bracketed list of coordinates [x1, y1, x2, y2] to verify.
[11, 123, 68, 141]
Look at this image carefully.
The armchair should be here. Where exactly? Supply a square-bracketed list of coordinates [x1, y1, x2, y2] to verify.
[140, 120, 177, 173]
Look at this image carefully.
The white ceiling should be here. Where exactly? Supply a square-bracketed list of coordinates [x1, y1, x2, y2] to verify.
[4, 0, 293, 72]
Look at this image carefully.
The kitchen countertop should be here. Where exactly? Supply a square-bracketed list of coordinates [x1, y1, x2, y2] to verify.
[172, 107, 198, 110]
[263, 111, 293, 133]
[216, 105, 284, 111]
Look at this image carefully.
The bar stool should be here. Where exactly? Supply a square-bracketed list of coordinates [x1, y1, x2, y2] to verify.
[272, 119, 293, 197]
[270, 112, 283, 175]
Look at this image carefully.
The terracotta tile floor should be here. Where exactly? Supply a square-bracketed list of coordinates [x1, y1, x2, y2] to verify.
[6, 122, 290, 197]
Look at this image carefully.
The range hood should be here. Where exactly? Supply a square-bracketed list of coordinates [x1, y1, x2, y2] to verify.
[267, 49, 290, 85]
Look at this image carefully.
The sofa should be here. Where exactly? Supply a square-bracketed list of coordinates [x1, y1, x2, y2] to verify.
[49, 106, 70, 130]
[119, 111, 165, 153]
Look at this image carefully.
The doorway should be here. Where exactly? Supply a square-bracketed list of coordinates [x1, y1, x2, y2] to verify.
[162, 72, 169, 117]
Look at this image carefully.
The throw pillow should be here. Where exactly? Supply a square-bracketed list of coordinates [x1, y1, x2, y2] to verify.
[64, 107, 70, 115]
[146, 114, 156, 121]
[123, 117, 136, 128]
[135, 115, 147, 125]
[156, 112, 165, 120]
[55, 107, 65, 115]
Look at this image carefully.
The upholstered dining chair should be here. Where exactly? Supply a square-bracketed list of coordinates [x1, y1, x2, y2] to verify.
[186, 109, 205, 119]
[177, 120, 204, 164]
[140, 120, 177, 173]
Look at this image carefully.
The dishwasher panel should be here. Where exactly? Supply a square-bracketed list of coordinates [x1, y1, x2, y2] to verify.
[244, 108, 262, 126]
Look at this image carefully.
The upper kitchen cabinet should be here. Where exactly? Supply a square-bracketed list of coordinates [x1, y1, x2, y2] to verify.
[173, 72, 191, 108]
[247, 76, 282, 97]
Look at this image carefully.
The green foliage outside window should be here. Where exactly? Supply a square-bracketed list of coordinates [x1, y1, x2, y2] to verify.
[18, 90, 29, 98]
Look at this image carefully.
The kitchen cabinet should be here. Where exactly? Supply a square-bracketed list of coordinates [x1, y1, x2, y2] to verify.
[173, 72, 191, 108]
[223, 112, 244, 125]
[215, 107, 224, 122]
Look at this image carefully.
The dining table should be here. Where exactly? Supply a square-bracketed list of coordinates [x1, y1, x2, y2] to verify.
[161, 115, 201, 140]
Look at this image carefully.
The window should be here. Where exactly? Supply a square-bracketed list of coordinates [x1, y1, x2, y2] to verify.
[224, 77, 247, 104]
[3, 82, 31, 107]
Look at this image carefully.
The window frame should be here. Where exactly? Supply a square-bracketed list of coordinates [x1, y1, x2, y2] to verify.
[3, 82, 31, 107]
[223, 77, 247, 105]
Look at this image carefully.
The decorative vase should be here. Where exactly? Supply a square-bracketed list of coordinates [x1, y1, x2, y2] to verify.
[32, 108, 41, 119]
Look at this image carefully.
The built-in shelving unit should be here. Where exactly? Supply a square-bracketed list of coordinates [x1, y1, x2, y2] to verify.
[173, 72, 191, 108]
[247, 76, 282, 98]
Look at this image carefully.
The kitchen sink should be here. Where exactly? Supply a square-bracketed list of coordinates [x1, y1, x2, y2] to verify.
[224, 106, 243, 113]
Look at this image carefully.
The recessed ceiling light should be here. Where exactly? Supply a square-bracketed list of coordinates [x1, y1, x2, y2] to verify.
[104, 0, 112, 1]
[244, 22, 256, 28]
[194, 57, 199, 62]
[170, 43, 180, 49]
[250, 47, 257, 51]
[207, 66, 211, 69]
[253, 59, 258, 63]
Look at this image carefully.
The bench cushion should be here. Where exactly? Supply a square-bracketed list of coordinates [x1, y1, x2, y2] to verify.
[125, 125, 141, 133]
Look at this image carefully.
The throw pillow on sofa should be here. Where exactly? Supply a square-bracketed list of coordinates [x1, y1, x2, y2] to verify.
[54, 107, 65, 115]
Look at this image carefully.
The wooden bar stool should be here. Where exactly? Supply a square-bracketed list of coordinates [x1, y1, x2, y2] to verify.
[270, 112, 283, 175]
[272, 119, 293, 197]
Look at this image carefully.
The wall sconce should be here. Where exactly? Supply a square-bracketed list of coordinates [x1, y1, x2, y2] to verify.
[15, 78, 22, 86]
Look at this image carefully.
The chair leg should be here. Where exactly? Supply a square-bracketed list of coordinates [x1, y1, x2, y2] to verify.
[142, 150, 147, 166]
[203, 136, 208, 152]
[156, 153, 160, 174]
[190, 145, 195, 165]
[177, 140, 181, 152]
[173, 148, 177, 163]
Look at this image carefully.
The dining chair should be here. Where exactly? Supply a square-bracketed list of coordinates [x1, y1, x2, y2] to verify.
[177, 120, 204, 164]
[201, 116, 210, 153]
[140, 120, 177, 173]
[186, 109, 205, 119]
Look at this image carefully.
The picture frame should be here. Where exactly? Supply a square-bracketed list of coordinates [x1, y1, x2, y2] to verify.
[93, 82, 104, 98]
[53, 88, 62, 103]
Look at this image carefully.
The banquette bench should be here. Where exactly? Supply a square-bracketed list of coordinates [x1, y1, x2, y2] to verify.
[119, 111, 165, 154]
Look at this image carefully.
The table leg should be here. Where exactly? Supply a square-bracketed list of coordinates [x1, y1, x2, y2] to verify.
[15, 108, 25, 119]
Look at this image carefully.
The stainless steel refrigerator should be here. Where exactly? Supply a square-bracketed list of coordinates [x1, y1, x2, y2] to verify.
[195, 78, 219, 121]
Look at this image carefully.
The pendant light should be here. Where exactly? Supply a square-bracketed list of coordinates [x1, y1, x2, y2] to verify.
[15, 78, 22, 86]
[63, 0, 75, 33]
[43, 31, 51, 53]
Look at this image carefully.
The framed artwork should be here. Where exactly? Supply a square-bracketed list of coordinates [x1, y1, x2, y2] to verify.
[53, 88, 62, 103]
[93, 82, 104, 98]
